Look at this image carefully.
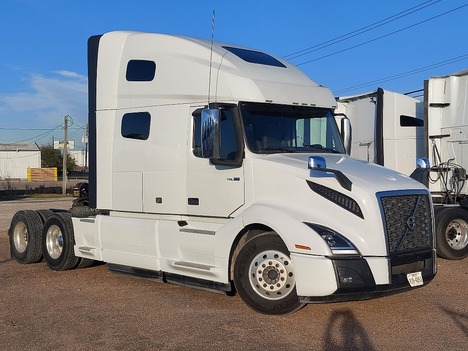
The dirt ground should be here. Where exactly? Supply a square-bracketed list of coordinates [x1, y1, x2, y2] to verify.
[0, 198, 467, 351]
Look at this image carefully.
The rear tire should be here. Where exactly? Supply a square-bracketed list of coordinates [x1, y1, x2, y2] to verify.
[435, 207, 468, 260]
[36, 209, 54, 223]
[76, 257, 95, 269]
[42, 212, 80, 270]
[233, 232, 304, 315]
[8, 210, 43, 264]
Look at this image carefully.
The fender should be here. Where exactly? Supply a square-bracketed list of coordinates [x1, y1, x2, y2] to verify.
[240, 203, 332, 256]
[210, 202, 332, 283]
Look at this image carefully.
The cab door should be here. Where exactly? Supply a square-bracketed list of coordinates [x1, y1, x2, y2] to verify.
[186, 105, 245, 217]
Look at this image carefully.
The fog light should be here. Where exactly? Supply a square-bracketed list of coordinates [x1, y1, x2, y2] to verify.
[337, 267, 365, 287]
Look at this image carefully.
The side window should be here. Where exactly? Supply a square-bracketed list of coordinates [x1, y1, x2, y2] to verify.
[126, 60, 156, 81]
[121, 112, 151, 140]
[192, 108, 239, 161]
[400, 115, 424, 127]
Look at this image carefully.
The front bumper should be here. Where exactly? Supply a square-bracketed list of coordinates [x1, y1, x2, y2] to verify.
[295, 249, 436, 303]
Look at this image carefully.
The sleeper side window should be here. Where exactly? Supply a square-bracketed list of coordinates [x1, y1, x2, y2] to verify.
[121, 112, 151, 140]
[126, 60, 156, 81]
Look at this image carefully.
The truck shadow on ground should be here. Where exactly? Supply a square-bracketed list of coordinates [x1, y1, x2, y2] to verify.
[440, 305, 468, 337]
[323, 309, 375, 351]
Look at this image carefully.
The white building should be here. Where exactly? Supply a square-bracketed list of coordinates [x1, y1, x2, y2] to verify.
[69, 149, 88, 169]
[0, 142, 41, 179]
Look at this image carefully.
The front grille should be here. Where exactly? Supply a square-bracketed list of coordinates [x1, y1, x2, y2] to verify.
[379, 192, 433, 255]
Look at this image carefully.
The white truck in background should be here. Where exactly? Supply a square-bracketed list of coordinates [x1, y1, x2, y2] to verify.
[335, 88, 424, 176]
[336, 71, 468, 260]
[8, 31, 436, 315]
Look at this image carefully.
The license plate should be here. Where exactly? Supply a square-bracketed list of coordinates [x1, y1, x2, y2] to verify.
[407, 271, 423, 287]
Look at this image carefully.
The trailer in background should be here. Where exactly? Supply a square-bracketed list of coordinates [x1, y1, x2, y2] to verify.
[335, 88, 424, 176]
[336, 71, 468, 260]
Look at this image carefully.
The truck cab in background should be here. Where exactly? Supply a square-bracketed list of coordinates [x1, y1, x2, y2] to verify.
[336, 72, 468, 260]
[335, 88, 424, 176]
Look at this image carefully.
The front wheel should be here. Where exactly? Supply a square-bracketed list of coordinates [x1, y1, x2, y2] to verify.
[233, 232, 304, 315]
[435, 207, 468, 260]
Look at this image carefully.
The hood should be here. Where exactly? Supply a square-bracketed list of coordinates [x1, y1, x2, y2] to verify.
[254, 153, 425, 194]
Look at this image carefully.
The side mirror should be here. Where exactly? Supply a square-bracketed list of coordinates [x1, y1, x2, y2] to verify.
[308, 156, 327, 169]
[201, 109, 220, 159]
[410, 157, 430, 187]
[416, 157, 430, 169]
[340, 117, 352, 155]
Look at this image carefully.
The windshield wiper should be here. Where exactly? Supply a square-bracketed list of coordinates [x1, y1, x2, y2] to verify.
[303, 144, 341, 154]
[259, 147, 295, 154]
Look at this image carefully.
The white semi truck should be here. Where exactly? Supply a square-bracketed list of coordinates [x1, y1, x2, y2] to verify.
[336, 71, 468, 260]
[9, 31, 436, 314]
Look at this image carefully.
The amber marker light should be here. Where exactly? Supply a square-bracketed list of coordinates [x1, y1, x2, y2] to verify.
[295, 244, 311, 250]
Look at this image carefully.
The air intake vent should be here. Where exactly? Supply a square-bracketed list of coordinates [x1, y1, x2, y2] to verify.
[307, 181, 363, 219]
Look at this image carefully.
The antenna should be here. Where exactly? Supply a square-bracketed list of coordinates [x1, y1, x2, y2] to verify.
[208, 10, 216, 104]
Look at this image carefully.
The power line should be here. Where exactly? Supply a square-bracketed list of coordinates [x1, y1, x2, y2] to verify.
[283, 0, 441, 60]
[334, 53, 468, 95]
[297, 4, 468, 66]
[0, 127, 56, 131]
[6, 125, 62, 144]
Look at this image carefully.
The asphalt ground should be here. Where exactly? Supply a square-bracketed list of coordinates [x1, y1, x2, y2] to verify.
[0, 198, 466, 351]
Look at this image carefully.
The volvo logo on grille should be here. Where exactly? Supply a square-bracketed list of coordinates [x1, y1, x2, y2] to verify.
[406, 215, 416, 231]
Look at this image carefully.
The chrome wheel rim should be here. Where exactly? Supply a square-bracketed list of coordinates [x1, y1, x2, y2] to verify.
[249, 250, 295, 300]
[13, 222, 28, 253]
[45, 224, 64, 259]
[446, 219, 468, 251]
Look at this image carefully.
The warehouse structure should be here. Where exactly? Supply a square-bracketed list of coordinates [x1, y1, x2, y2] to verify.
[0, 142, 41, 179]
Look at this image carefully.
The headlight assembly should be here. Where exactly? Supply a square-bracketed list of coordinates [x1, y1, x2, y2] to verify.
[305, 223, 360, 255]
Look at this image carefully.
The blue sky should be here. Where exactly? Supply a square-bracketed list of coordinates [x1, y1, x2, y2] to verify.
[1, 0, 467, 149]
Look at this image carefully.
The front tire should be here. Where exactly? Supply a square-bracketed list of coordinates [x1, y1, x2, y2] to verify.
[435, 207, 468, 260]
[42, 212, 80, 270]
[233, 232, 304, 315]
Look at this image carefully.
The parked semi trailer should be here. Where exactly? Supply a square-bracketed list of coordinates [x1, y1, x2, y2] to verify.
[336, 71, 468, 260]
[8, 31, 436, 314]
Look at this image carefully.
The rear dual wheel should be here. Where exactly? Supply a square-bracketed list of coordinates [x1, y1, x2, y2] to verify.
[42, 212, 94, 270]
[9, 210, 43, 264]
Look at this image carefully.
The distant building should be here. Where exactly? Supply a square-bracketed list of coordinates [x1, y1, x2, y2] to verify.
[0, 142, 41, 179]
[69, 149, 88, 169]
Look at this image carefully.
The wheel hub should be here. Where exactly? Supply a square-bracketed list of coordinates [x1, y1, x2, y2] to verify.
[45, 224, 64, 259]
[446, 220, 468, 250]
[265, 266, 279, 283]
[13, 222, 28, 253]
[249, 250, 295, 300]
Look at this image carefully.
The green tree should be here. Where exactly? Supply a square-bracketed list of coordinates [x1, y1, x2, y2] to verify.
[40, 145, 76, 171]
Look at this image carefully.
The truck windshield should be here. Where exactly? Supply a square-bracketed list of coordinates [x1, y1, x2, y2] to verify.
[241, 102, 345, 154]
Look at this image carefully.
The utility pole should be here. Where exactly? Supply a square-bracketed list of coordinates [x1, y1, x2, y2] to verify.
[85, 123, 88, 170]
[62, 115, 68, 195]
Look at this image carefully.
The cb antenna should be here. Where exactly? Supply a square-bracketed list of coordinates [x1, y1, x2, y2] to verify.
[208, 10, 216, 104]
